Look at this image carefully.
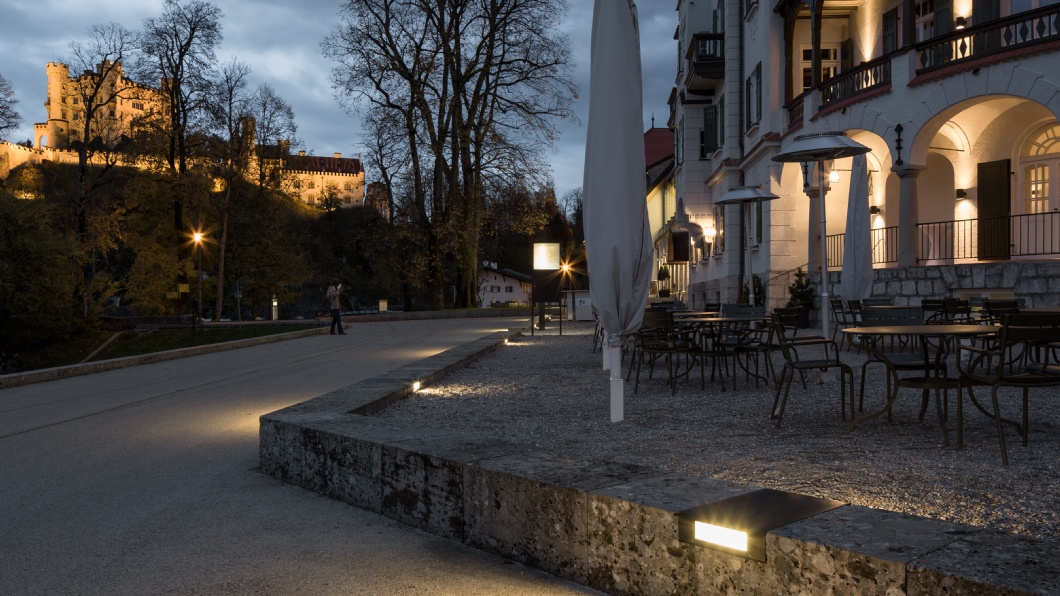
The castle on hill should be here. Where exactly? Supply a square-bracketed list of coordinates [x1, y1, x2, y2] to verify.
[1, 60, 365, 209]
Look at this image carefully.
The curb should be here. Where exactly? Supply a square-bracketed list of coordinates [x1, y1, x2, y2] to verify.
[0, 327, 327, 390]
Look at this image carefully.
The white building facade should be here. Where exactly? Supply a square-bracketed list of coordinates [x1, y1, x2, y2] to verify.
[669, 0, 1060, 310]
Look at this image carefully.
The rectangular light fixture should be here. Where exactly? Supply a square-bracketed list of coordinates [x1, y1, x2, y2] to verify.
[677, 489, 845, 561]
[533, 243, 560, 270]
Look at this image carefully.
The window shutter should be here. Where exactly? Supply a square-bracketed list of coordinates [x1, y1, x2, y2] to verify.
[882, 8, 898, 53]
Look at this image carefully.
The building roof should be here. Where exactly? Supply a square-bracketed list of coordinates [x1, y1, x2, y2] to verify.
[479, 265, 532, 283]
[644, 127, 674, 169]
[284, 154, 363, 175]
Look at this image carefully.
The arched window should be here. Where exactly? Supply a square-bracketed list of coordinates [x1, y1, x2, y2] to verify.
[1019, 123, 1060, 214]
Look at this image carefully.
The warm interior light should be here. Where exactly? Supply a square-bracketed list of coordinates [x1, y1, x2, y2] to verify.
[829, 170, 840, 183]
[412, 381, 421, 392]
[694, 522, 748, 552]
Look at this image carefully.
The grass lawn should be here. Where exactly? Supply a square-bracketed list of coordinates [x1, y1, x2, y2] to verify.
[14, 324, 320, 373]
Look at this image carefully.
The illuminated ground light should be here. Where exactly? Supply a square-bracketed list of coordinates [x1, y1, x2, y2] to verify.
[411, 381, 422, 392]
[677, 489, 845, 561]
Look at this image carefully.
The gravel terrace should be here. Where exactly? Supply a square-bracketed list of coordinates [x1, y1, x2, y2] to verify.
[375, 326, 1060, 541]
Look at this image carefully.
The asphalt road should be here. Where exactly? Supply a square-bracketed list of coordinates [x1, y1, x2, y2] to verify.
[0, 317, 600, 595]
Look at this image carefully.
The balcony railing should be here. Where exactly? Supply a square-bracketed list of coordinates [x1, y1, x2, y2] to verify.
[918, 212, 1060, 261]
[785, 92, 806, 132]
[917, 5, 1060, 73]
[825, 226, 898, 269]
[820, 55, 891, 110]
[825, 214, 1060, 266]
[685, 33, 725, 92]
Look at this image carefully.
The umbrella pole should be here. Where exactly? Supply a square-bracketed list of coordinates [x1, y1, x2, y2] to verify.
[610, 346, 624, 422]
[745, 202, 754, 308]
[602, 333, 610, 370]
[819, 158, 830, 340]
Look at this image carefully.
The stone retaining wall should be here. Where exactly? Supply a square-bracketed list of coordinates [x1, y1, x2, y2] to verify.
[259, 330, 1060, 595]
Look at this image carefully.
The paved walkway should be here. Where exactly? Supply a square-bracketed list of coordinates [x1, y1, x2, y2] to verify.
[0, 317, 599, 595]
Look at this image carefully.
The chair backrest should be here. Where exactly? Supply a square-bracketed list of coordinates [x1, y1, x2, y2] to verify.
[861, 306, 922, 327]
[943, 298, 971, 321]
[921, 298, 946, 322]
[773, 307, 802, 337]
[985, 299, 1020, 316]
[640, 309, 672, 331]
[848, 299, 863, 314]
[999, 313, 1060, 345]
[701, 302, 721, 312]
[721, 303, 762, 317]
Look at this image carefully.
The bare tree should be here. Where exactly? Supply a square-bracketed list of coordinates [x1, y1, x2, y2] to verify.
[324, 0, 577, 308]
[66, 22, 137, 240]
[247, 83, 298, 193]
[0, 72, 19, 137]
[138, 0, 224, 177]
[205, 58, 253, 321]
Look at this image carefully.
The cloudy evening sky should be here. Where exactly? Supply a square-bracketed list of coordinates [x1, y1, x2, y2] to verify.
[0, 0, 676, 200]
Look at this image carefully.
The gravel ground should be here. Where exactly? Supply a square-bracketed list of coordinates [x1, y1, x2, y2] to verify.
[376, 328, 1060, 540]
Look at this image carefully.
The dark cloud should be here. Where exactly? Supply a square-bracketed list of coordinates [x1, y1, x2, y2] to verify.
[0, 1, 675, 197]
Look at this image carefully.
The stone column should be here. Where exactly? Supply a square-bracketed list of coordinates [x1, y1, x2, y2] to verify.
[893, 164, 925, 267]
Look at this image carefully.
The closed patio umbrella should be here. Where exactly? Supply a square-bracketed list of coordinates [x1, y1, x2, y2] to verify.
[840, 154, 873, 302]
[583, 0, 653, 423]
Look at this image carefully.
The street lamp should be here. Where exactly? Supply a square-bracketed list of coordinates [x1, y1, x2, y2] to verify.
[714, 186, 780, 309]
[193, 231, 204, 329]
[772, 132, 870, 339]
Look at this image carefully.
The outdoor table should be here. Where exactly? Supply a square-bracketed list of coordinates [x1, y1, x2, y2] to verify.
[842, 324, 997, 446]
[680, 316, 772, 389]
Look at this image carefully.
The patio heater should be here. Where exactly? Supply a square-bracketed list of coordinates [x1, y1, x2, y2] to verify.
[714, 186, 780, 309]
[772, 132, 869, 339]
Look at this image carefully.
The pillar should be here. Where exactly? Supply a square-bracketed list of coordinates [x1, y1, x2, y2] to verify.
[894, 164, 925, 267]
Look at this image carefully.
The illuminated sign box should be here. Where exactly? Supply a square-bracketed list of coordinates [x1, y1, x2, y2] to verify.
[533, 243, 560, 270]
[677, 489, 844, 561]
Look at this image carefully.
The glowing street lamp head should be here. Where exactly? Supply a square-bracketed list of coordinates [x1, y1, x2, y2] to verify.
[192, 232, 203, 244]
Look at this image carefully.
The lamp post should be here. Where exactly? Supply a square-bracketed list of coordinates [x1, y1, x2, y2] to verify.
[714, 186, 779, 309]
[193, 232, 203, 330]
[772, 132, 870, 339]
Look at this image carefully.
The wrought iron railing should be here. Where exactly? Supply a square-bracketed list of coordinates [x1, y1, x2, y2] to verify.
[826, 226, 898, 269]
[918, 212, 1060, 261]
[917, 5, 1060, 73]
[691, 32, 725, 62]
[820, 55, 892, 109]
[785, 93, 806, 132]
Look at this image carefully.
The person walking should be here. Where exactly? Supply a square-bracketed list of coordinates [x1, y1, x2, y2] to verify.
[326, 284, 345, 335]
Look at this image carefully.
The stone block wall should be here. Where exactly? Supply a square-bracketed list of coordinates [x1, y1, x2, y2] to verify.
[259, 329, 1060, 594]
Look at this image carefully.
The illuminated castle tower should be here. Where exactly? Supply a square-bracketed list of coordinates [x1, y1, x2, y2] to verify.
[34, 60, 159, 150]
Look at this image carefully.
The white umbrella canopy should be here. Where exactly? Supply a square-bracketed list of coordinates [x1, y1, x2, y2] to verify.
[583, 0, 653, 423]
[840, 155, 873, 302]
[714, 186, 779, 308]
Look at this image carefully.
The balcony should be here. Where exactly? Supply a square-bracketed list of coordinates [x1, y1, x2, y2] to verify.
[819, 55, 891, 111]
[685, 33, 724, 94]
[917, 5, 1060, 74]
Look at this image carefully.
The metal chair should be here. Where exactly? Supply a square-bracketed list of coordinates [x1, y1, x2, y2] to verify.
[983, 299, 1020, 325]
[769, 312, 854, 428]
[957, 313, 1060, 464]
[829, 298, 857, 346]
[855, 306, 938, 424]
